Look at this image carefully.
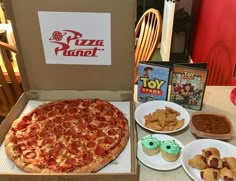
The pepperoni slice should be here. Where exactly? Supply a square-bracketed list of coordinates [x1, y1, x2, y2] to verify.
[117, 118, 126, 128]
[64, 114, 74, 121]
[42, 137, 53, 145]
[68, 148, 79, 155]
[70, 99, 82, 106]
[22, 115, 32, 122]
[83, 152, 94, 164]
[65, 127, 76, 136]
[16, 120, 29, 130]
[47, 157, 56, 166]
[96, 130, 106, 137]
[42, 105, 53, 112]
[54, 125, 63, 137]
[103, 136, 114, 144]
[95, 104, 105, 111]
[53, 117, 62, 124]
[44, 121, 54, 130]
[59, 109, 67, 114]
[81, 107, 90, 113]
[82, 133, 95, 141]
[29, 129, 38, 137]
[87, 141, 96, 148]
[53, 142, 64, 152]
[39, 129, 51, 138]
[98, 122, 107, 128]
[37, 115, 47, 121]
[55, 104, 63, 111]
[63, 121, 71, 128]
[105, 109, 114, 116]
[88, 124, 97, 131]
[95, 146, 108, 156]
[82, 100, 90, 107]
[108, 129, 118, 136]
[71, 141, 81, 149]
[77, 122, 87, 130]
[68, 107, 78, 114]
[34, 108, 44, 115]
[30, 123, 40, 130]
[27, 139, 37, 146]
[48, 111, 57, 117]
[66, 157, 77, 165]
[51, 143, 65, 157]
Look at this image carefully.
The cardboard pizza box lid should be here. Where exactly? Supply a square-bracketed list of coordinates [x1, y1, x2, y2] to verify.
[4, 0, 136, 94]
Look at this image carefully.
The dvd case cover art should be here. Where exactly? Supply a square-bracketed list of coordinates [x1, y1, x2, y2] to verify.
[169, 65, 208, 110]
[137, 62, 171, 102]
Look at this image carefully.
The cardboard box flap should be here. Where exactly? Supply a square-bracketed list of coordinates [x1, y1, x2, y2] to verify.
[4, 0, 135, 92]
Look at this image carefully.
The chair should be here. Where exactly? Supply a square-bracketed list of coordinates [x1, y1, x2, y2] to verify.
[134, 8, 162, 83]
[0, 5, 6, 24]
[0, 41, 22, 117]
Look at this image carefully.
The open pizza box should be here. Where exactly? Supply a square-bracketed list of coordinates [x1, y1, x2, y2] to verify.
[0, 0, 139, 180]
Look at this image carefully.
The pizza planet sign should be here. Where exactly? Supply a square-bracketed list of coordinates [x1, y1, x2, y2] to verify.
[49, 30, 104, 57]
[38, 11, 111, 65]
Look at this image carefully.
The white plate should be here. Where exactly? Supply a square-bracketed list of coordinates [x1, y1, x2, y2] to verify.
[135, 100, 190, 133]
[137, 134, 184, 170]
[181, 139, 236, 181]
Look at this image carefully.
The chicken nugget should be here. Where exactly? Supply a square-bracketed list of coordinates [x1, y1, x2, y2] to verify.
[165, 106, 180, 116]
[172, 119, 184, 130]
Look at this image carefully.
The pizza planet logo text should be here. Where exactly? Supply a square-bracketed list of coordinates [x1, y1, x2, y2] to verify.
[49, 30, 104, 57]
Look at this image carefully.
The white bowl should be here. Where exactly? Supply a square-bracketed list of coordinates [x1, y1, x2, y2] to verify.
[181, 139, 236, 181]
[135, 100, 190, 133]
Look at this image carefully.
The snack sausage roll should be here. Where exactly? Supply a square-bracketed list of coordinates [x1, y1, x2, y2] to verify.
[202, 147, 220, 158]
[200, 168, 219, 181]
[223, 157, 236, 172]
[220, 167, 236, 181]
[207, 155, 223, 169]
[188, 154, 208, 170]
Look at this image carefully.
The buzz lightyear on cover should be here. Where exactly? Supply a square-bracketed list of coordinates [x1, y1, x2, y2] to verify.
[137, 63, 170, 102]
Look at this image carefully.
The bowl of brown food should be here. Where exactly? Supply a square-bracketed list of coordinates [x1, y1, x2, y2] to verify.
[190, 113, 233, 140]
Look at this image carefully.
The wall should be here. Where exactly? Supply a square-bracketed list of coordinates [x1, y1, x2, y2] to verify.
[192, 0, 236, 85]
[171, 0, 193, 53]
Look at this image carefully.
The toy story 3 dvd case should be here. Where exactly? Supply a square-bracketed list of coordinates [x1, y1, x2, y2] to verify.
[169, 64, 208, 111]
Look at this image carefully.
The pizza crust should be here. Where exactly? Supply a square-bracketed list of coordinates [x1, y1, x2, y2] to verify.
[24, 164, 42, 173]
[4, 131, 13, 147]
[14, 158, 27, 171]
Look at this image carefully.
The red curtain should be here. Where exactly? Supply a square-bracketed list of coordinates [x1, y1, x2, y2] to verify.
[192, 0, 236, 85]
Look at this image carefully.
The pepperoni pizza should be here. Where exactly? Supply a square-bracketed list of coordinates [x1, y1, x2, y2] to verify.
[4, 99, 129, 173]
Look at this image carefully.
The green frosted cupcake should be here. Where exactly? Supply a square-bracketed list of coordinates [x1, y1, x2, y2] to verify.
[141, 135, 161, 156]
[161, 140, 181, 162]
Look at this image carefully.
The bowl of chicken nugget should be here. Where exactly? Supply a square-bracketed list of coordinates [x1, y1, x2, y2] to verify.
[135, 100, 190, 133]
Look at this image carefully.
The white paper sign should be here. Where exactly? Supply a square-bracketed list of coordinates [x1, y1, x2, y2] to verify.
[38, 11, 111, 65]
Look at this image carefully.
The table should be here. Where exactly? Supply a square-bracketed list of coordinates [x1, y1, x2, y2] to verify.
[135, 86, 236, 181]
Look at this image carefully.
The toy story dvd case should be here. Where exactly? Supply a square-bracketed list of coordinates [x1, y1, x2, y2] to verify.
[169, 64, 208, 110]
[137, 62, 172, 102]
